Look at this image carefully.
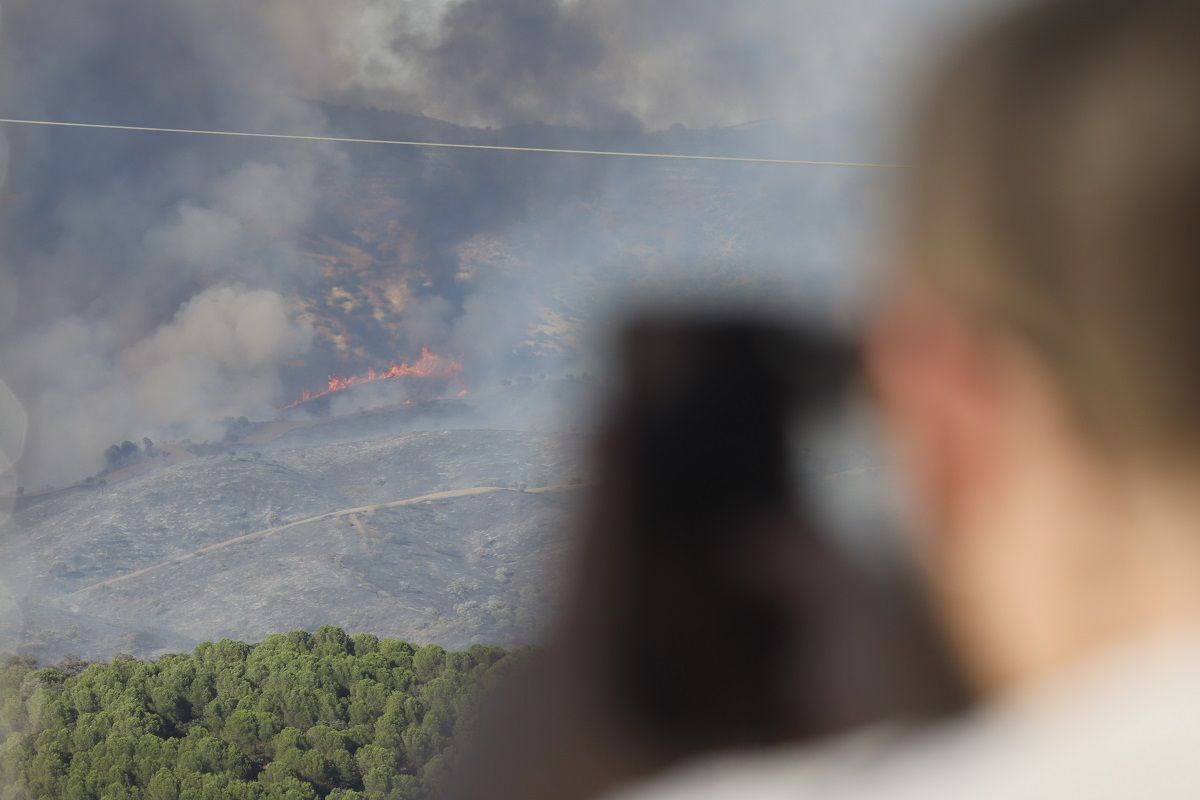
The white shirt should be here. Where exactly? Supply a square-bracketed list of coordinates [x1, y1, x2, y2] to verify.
[602, 634, 1200, 800]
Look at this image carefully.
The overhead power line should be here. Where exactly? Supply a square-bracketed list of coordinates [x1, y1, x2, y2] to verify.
[0, 117, 897, 169]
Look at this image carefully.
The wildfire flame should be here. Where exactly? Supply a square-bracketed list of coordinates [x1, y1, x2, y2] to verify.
[285, 347, 465, 409]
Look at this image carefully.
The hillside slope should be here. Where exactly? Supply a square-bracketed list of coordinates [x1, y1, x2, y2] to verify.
[0, 414, 585, 662]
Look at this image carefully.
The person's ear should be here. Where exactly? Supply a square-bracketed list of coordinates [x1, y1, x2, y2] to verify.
[865, 285, 1006, 537]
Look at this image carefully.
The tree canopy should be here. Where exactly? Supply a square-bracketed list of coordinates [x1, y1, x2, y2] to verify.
[0, 628, 510, 799]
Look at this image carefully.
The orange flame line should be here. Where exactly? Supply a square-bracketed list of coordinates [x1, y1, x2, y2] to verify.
[284, 347, 464, 410]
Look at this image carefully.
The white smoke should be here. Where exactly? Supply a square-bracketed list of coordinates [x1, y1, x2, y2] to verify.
[144, 156, 327, 286]
[0, 0, 1003, 488]
[293, 0, 983, 134]
[3, 286, 311, 487]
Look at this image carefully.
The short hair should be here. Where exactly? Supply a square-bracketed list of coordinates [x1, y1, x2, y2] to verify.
[905, 0, 1200, 458]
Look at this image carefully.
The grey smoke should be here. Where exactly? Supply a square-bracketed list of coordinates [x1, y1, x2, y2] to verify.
[323, 0, 977, 133]
[0, 0, 343, 485]
[3, 286, 311, 485]
[0, 0, 998, 486]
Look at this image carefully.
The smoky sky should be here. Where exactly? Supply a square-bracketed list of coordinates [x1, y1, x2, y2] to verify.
[0, 0, 996, 487]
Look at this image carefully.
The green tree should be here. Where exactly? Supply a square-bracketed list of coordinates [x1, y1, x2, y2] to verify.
[0, 629, 508, 799]
[411, 646, 445, 684]
[147, 767, 179, 800]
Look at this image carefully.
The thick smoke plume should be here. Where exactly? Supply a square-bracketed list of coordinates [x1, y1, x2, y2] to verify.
[4, 287, 311, 486]
[0, 0, 987, 486]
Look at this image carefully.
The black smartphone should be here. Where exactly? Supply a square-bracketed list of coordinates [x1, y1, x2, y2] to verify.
[607, 315, 964, 751]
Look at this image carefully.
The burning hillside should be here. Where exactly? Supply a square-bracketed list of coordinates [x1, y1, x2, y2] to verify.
[286, 347, 465, 410]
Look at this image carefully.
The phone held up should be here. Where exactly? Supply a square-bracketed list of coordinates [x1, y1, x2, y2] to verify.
[600, 314, 966, 753]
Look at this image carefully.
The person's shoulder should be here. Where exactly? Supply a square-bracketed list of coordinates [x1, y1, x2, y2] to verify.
[605, 637, 1200, 800]
[599, 727, 906, 800]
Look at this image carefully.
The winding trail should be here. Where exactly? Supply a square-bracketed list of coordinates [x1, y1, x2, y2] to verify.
[72, 483, 583, 596]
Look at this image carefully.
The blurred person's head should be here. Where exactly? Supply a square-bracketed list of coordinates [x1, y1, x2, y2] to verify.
[869, 0, 1200, 695]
